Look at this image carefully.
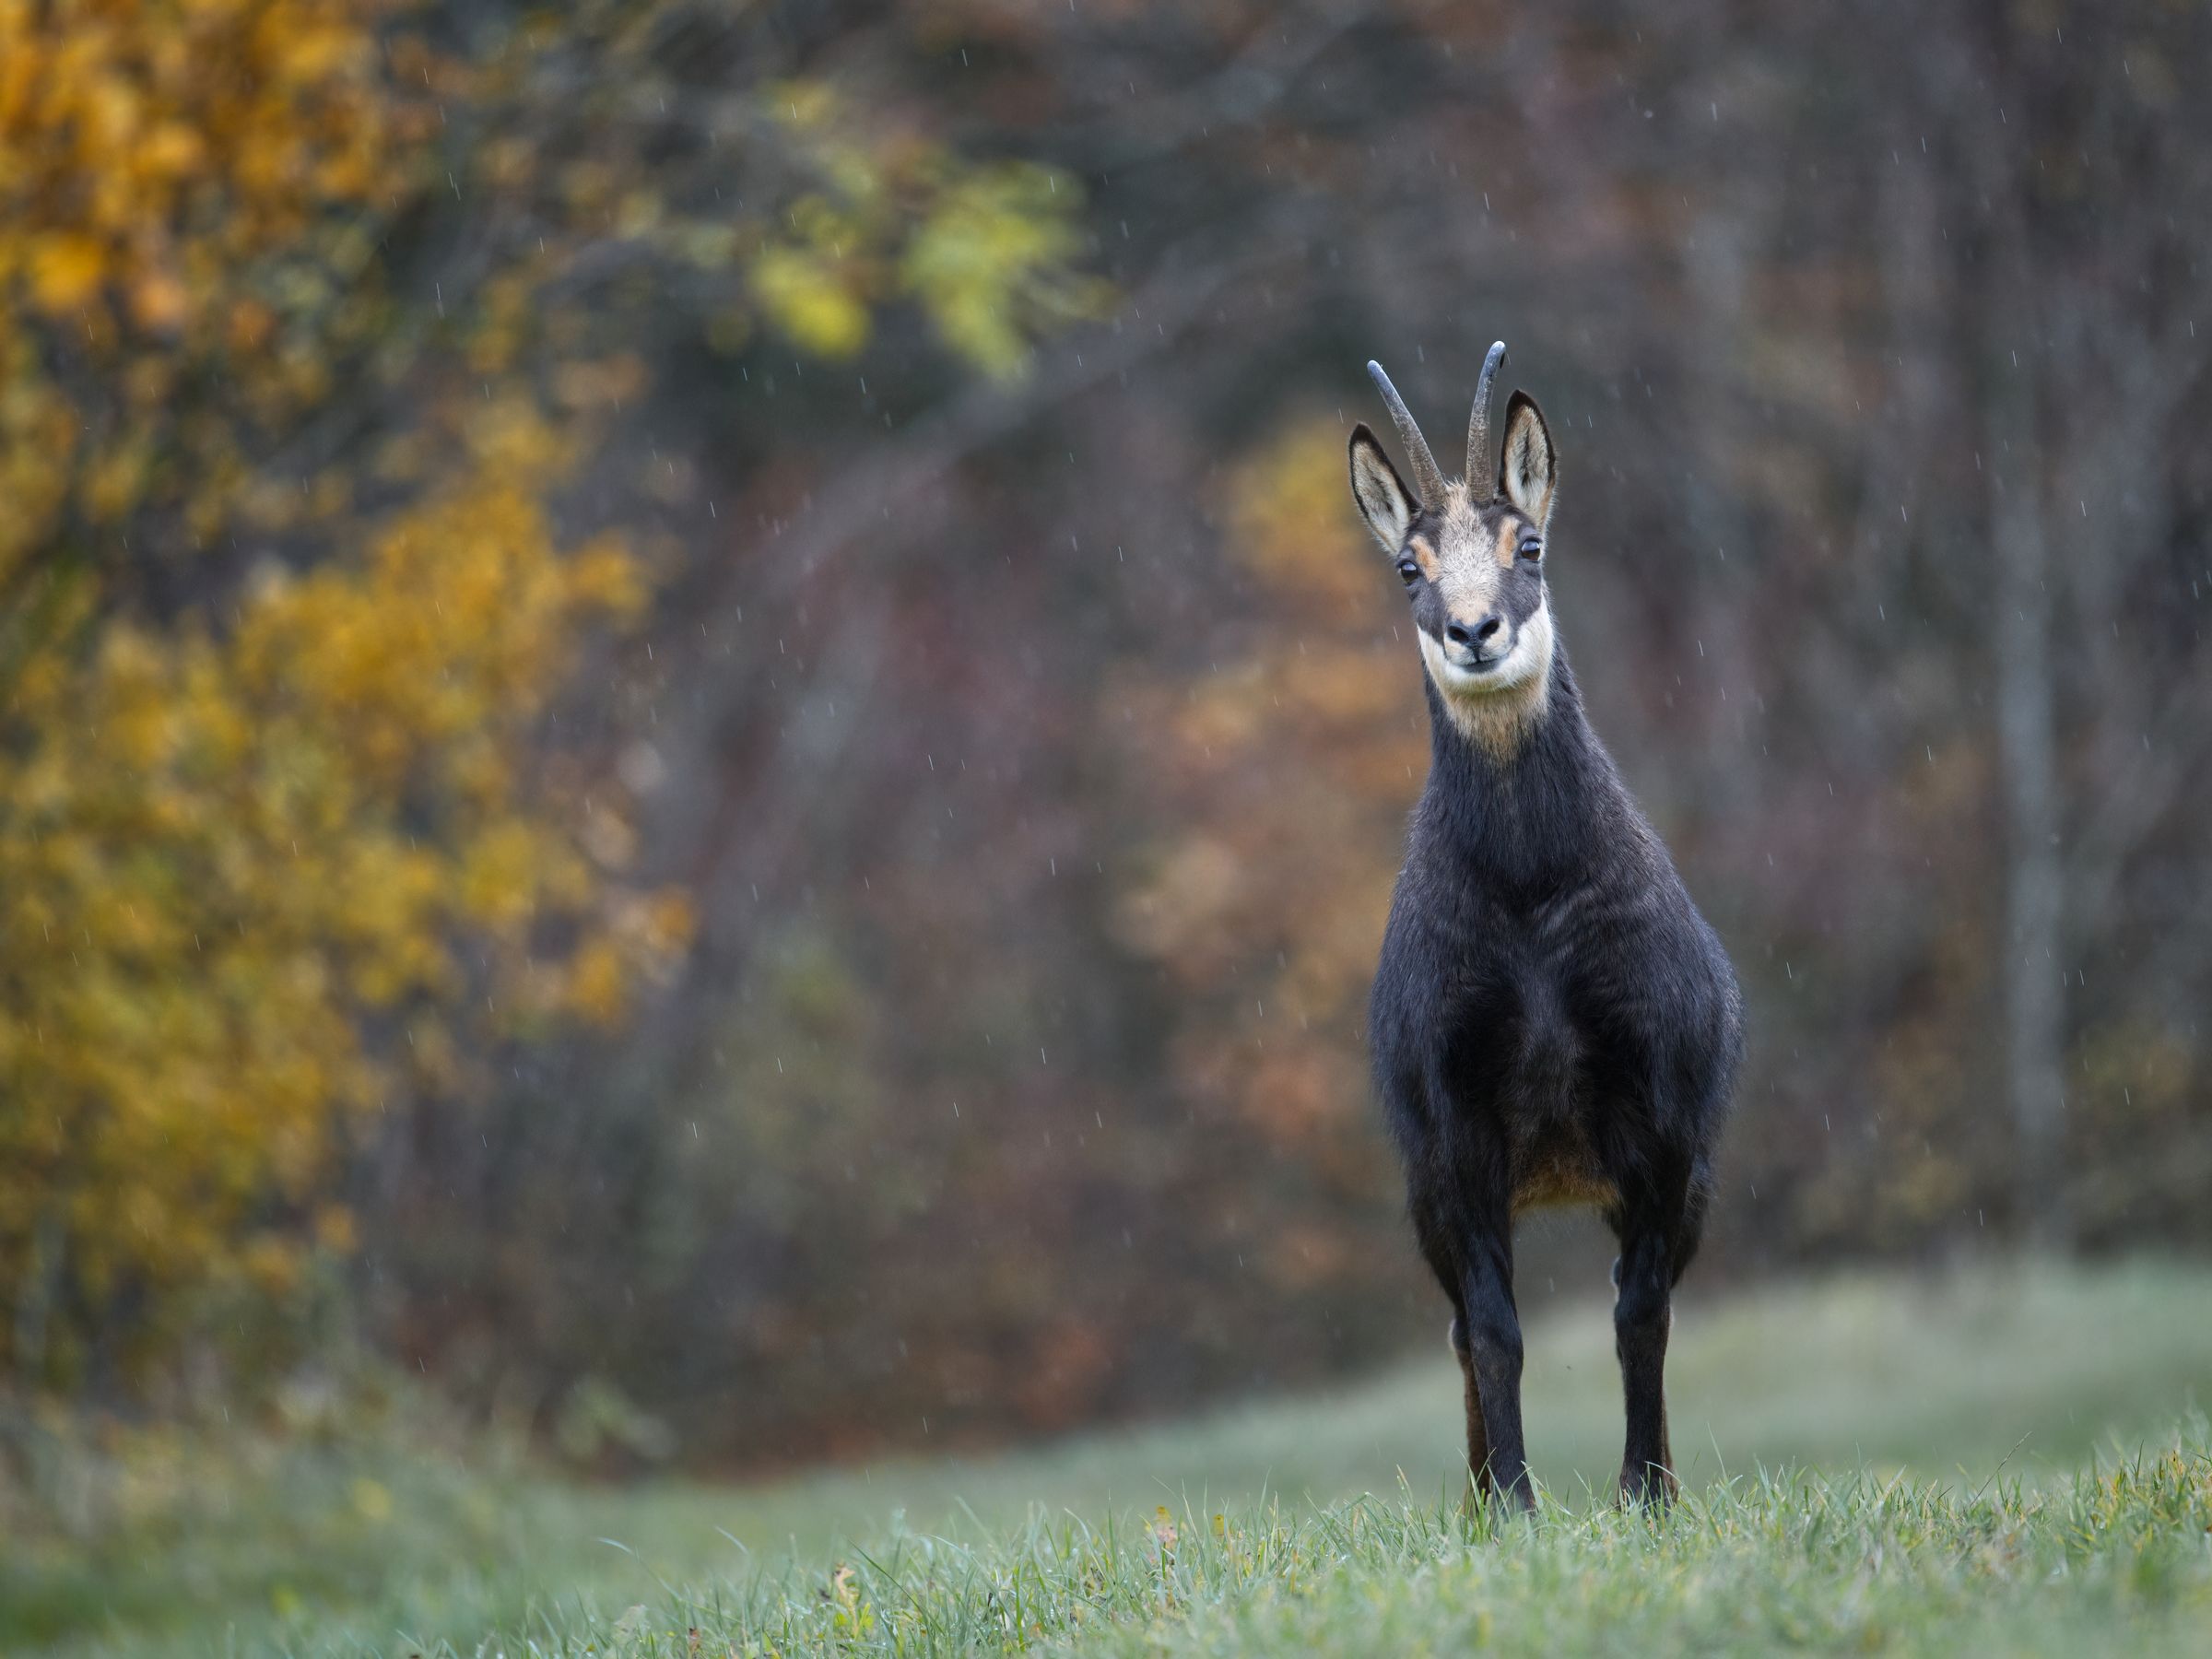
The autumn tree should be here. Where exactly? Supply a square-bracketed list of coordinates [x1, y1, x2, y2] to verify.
[0, 0, 1100, 1390]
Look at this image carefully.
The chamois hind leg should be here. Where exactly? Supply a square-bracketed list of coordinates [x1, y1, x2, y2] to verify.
[1610, 1167, 1702, 1507]
[1459, 1222, 1535, 1512]
[1446, 1308, 1493, 1502]
[1414, 1208, 1494, 1503]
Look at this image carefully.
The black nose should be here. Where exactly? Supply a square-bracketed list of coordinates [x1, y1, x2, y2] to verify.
[1447, 614, 1504, 652]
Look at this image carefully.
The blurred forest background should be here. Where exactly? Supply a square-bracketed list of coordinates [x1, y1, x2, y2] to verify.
[2, 0, 2208, 1477]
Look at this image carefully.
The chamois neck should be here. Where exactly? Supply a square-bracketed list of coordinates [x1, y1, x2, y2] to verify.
[1424, 645, 1587, 780]
[1419, 646, 1615, 882]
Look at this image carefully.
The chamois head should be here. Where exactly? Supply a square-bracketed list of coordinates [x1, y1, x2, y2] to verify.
[1347, 342, 1559, 753]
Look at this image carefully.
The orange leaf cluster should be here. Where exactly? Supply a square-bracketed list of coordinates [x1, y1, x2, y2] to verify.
[0, 413, 688, 1380]
[0, 0, 437, 583]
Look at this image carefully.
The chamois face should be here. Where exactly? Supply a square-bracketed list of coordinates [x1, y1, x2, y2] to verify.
[1348, 384, 1559, 745]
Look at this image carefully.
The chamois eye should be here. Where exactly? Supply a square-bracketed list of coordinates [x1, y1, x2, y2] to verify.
[1518, 535, 1544, 561]
[1395, 558, 1421, 586]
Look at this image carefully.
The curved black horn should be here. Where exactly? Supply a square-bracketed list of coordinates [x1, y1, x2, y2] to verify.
[1365, 360, 1447, 507]
[1467, 340, 1507, 491]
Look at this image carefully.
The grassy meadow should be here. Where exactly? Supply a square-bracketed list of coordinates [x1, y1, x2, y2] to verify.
[6, 1257, 2211, 1656]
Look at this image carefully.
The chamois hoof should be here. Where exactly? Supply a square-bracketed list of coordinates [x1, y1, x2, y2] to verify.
[1461, 1465, 1536, 1518]
[1618, 1463, 1679, 1509]
[1463, 1484, 1535, 1523]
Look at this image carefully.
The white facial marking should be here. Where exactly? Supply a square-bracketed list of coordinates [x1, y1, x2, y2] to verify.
[1418, 596, 1553, 699]
[1416, 597, 1555, 759]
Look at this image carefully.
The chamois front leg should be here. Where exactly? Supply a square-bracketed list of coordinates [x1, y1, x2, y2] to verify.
[1459, 1227, 1535, 1512]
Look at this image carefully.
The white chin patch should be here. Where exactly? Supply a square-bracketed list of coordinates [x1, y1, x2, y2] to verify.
[1419, 600, 1553, 700]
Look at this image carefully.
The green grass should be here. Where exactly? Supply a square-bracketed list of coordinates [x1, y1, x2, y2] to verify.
[7, 1257, 2212, 1655]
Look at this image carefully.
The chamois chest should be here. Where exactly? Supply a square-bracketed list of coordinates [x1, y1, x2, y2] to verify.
[1381, 865, 1613, 1081]
[1368, 717, 1701, 1209]
[1371, 866, 1645, 1213]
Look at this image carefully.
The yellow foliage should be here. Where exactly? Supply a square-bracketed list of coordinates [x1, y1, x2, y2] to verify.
[28, 234, 107, 312]
[1227, 416, 1385, 616]
[753, 242, 875, 360]
[901, 162, 1112, 379]
[0, 424, 687, 1383]
[744, 88, 1105, 376]
[0, 10, 1101, 594]
[0, 1, 1095, 1390]
[0, 0, 432, 589]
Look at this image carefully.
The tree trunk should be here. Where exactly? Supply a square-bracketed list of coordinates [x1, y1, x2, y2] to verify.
[1985, 349, 2069, 1252]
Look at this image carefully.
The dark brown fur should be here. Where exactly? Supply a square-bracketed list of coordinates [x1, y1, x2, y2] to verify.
[1348, 351, 1742, 1511]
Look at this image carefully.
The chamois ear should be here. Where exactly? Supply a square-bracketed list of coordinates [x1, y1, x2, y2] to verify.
[1348, 423, 1418, 554]
[1497, 391, 1557, 530]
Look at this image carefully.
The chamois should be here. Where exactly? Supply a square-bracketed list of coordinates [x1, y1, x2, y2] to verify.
[1348, 343, 1741, 1510]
